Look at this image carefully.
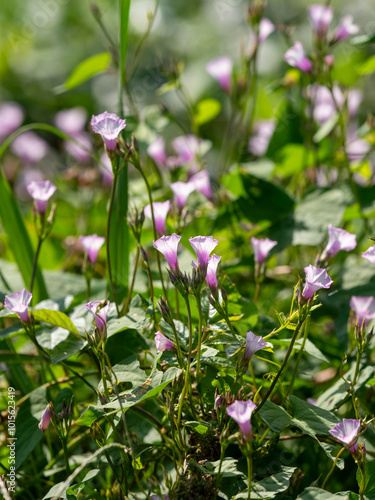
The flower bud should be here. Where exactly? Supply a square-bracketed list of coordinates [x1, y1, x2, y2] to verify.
[38, 404, 52, 432]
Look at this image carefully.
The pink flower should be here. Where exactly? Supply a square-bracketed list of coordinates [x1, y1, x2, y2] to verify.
[214, 395, 224, 410]
[85, 300, 109, 336]
[26, 180, 56, 214]
[11, 132, 49, 165]
[333, 16, 359, 42]
[329, 419, 361, 453]
[91, 111, 126, 151]
[79, 234, 105, 263]
[172, 135, 202, 164]
[308, 85, 344, 125]
[170, 181, 196, 210]
[153, 234, 181, 272]
[347, 89, 363, 118]
[346, 138, 371, 162]
[362, 245, 375, 264]
[251, 237, 277, 265]
[206, 255, 221, 297]
[147, 136, 167, 166]
[4, 289, 32, 323]
[258, 18, 276, 43]
[284, 42, 312, 72]
[155, 331, 174, 352]
[226, 399, 257, 439]
[0, 102, 24, 140]
[350, 296, 375, 326]
[206, 56, 233, 92]
[55, 107, 87, 137]
[64, 132, 93, 164]
[189, 236, 219, 269]
[189, 170, 213, 199]
[144, 201, 171, 236]
[308, 4, 333, 38]
[244, 331, 272, 360]
[321, 224, 357, 260]
[302, 265, 333, 299]
[99, 153, 113, 185]
[248, 120, 276, 156]
[38, 404, 51, 432]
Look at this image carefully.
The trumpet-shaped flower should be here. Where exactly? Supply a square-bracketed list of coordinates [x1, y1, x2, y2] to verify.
[322, 224, 357, 260]
[362, 245, 375, 264]
[55, 107, 87, 137]
[64, 132, 93, 164]
[308, 4, 333, 38]
[189, 170, 213, 199]
[248, 120, 276, 156]
[26, 180, 56, 214]
[333, 16, 359, 42]
[91, 111, 126, 151]
[284, 42, 312, 72]
[206, 56, 233, 92]
[226, 399, 257, 439]
[251, 237, 277, 265]
[147, 136, 167, 166]
[172, 135, 202, 164]
[144, 201, 171, 236]
[171, 181, 196, 210]
[0, 102, 24, 140]
[11, 132, 49, 165]
[244, 331, 272, 360]
[38, 404, 51, 432]
[206, 255, 221, 297]
[189, 236, 219, 269]
[258, 18, 276, 43]
[85, 300, 109, 336]
[4, 289, 32, 323]
[153, 234, 181, 272]
[79, 234, 105, 263]
[302, 265, 333, 299]
[350, 296, 375, 326]
[329, 419, 361, 453]
[155, 331, 174, 352]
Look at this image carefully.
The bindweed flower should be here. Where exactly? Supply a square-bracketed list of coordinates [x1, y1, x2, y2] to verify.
[302, 265, 333, 299]
[85, 300, 109, 338]
[26, 180, 56, 214]
[251, 237, 277, 265]
[90, 111, 126, 151]
[11, 132, 49, 165]
[170, 181, 195, 210]
[308, 84, 344, 125]
[329, 419, 361, 453]
[0, 102, 24, 140]
[333, 16, 359, 43]
[4, 289, 32, 323]
[153, 234, 181, 272]
[172, 135, 202, 165]
[155, 331, 174, 352]
[284, 42, 312, 72]
[206, 56, 233, 92]
[248, 120, 276, 156]
[55, 107, 87, 137]
[64, 132, 93, 164]
[190, 236, 219, 270]
[214, 394, 224, 410]
[350, 296, 375, 326]
[347, 89, 363, 118]
[346, 138, 371, 163]
[226, 399, 257, 439]
[144, 201, 171, 236]
[38, 404, 52, 432]
[147, 136, 167, 166]
[189, 170, 213, 199]
[321, 224, 357, 260]
[308, 4, 333, 39]
[244, 331, 272, 360]
[79, 234, 105, 264]
[258, 18, 275, 43]
[362, 245, 375, 264]
[206, 255, 221, 298]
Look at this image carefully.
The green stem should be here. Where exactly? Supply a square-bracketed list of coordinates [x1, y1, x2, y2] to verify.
[246, 451, 253, 500]
[30, 236, 44, 293]
[104, 450, 127, 498]
[61, 438, 71, 476]
[287, 312, 311, 397]
[195, 293, 204, 381]
[177, 295, 194, 428]
[121, 245, 140, 315]
[322, 446, 346, 489]
[106, 172, 120, 314]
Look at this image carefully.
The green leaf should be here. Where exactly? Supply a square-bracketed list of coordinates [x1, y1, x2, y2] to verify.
[33, 309, 79, 335]
[357, 55, 375, 75]
[272, 338, 329, 363]
[235, 466, 296, 499]
[195, 98, 221, 125]
[357, 461, 375, 499]
[313, 112, 339, 143]
[76, 405, 106, 427]
[50, 334, 85, 365]
[63, 53, 111, 91]
[107, 306, 149, 337]
[184, 421, 212, 434]
[296, 488, 358, 499]
[120, 0, 131, 84]
[259, 400, 293, 433]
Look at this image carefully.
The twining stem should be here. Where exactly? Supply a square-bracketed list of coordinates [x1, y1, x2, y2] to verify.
[121, 245, 140, 315]
[177, 295, 194, 428]
[246, 445, 253, 500]
[195, 293, 204, 381]
[169, 320, 184, 369]
[287, 312, 311, 397]
[321, 445, 346, 489]
[106, 171, 120, 314]
[30, 236, 43, 293]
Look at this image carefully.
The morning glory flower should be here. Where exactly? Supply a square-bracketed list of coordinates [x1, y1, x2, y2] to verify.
[302, 265, 333, 299]
[362, 245, 375, 264]
[85, 300, 109, 336]
[206, 255, 221, 298]
[244, 331, 272, 360]
[321, 224, 357, 260]
[64, 132, 93, 164]
[38, 404, 51, 432]
[226, 399, 257, 439]
[284, 42, 312, 72]
[333, 16, 359, 42]
[79, 234, 105, 264]
[189, 236, 219, 269]
[153, 234, 181, 272]
[91, 111, 126, 151]
[0, 102, 24, 140]
[55, 107, 88, 137]
[308, 4, 333, 38]
[11, 132, 49, 165]
[144, 201, 171, 236]
[248, 120, 276, 156]
[172, 135, 202, 165]
[189, 170, 213, 199]
[258, 18, 276, 43]
[350, 296, 375, 326]
[147, 136, 167, 166]
[171, 181, 196, 210]
[251, 237, 277, 265]
[154, 331, 174, 352]
[206, 56, 233, 92]
[347, 138, 371, 163]
[26, 180, 56, 214]
[4, 289, 32, 323]
[329, 419, 361, 453]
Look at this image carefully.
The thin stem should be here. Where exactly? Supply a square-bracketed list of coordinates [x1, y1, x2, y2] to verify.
[61, 438, 71, 476]
[287, 312, 311, 397]
[30, 236, 43, 293]
[195, 293, 204, 381]
[121, 245, 140, 315]
[106, 172, 120, 314]
[321, 446, 346, 489]
[177, 295, 194, 428]
[246, 451, 253, 500]
[104, 450, 127, 498]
